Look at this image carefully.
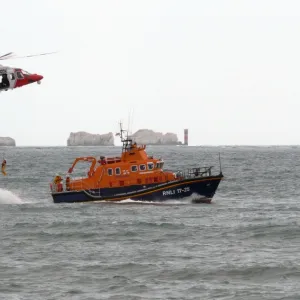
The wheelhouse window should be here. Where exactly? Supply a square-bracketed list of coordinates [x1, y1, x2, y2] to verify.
[131, 165, 138, 172]
[139, 164, 146, 171]
[147, 162, 154, 170]
[156, 162, 164, 169]
[107, 168, 113, 176]
[115, 167, 121, 175]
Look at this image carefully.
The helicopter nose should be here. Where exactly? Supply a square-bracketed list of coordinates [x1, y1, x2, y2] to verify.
[36, 74, 43, 84]
[28, 74, 44, 84]
[35, 74, 43, 81]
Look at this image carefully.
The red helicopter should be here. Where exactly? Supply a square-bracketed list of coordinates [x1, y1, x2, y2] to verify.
[0, 51, 56, 93]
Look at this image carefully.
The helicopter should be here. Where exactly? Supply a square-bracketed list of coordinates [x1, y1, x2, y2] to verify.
[0, 51, 56, 93]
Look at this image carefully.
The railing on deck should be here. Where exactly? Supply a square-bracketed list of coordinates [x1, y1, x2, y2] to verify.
[173, 166, 213, 180]
[50, 179, 102, 197]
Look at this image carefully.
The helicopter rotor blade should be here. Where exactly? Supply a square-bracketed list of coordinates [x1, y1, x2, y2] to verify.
[0, 52, 16, 60]
[0, 51, 57, 60]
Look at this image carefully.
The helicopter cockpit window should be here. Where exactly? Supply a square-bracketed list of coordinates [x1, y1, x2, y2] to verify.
[16, 72, 24, 79]
[9, 73, 15, 80]
[22, 70, 31, 75]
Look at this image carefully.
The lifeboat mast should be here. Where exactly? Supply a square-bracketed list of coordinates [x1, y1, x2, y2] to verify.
[119, 121, 134, 153]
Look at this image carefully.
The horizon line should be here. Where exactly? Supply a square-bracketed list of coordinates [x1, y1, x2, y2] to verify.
[2, 144, 300, 147]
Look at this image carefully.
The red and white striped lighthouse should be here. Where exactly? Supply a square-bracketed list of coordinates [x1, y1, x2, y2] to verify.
[184, 129, 188, 145]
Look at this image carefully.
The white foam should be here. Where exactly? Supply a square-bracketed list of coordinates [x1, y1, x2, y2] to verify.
[105, 196, 197, 205]
[98, 193, 204, 205]
[0, 188, 24, 204]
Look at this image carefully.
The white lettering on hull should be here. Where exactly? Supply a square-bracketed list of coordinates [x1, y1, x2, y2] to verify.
[162, 186, 190, 196]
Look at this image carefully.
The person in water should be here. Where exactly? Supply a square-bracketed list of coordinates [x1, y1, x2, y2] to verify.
[1, 159, 7, 176]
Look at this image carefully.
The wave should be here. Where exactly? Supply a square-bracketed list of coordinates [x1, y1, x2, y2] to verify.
[0, 188, 24, 204]
[100, 193, 203, 205]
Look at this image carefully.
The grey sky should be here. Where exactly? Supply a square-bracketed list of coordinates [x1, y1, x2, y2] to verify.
[1, 0, 300, 146]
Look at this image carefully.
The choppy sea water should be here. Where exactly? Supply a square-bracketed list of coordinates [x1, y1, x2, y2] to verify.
[0, 145, 300, 300]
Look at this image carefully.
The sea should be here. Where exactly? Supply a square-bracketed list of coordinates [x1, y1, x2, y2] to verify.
[0, 145, 299, 300]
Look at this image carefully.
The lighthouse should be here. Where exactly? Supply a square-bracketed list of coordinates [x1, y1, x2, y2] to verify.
[184, 129, 188, 146]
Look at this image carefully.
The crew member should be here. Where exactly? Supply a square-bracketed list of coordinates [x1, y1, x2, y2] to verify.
[66, 175, 71, 191]
[1, 159, 7, 176]
[53, 174, 62, 184]
[100, 156, 106, 165]
[53, 174, 63, 192]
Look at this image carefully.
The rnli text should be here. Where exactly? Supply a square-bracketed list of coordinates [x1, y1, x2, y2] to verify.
[162, 187, 190, 196]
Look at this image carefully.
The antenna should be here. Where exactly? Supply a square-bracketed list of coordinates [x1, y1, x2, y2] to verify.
[119, 120, 124, 141]
[118, 120, 129, 141]
[127, 110, 130, 140]
[127, 109, 130, 136]
[127, 108, 134, 136]
[130, 108, 134, 136]
[218, 152, 222, 175]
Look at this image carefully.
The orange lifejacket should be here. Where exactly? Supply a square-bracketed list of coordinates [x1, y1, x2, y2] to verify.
[66, 177, 70, 191]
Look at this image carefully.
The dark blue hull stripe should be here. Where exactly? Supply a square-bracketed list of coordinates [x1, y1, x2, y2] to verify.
[51, 175, 223, 203]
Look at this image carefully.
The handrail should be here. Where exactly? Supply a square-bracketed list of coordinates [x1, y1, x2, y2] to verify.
[172, 166, 214, 180]
[68, 156, 97, 174]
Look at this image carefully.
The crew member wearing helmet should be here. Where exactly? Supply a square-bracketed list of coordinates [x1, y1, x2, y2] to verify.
[53, 174, 63, 192]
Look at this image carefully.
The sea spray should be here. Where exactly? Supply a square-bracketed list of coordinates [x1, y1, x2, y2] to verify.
[0, 188, 23, 204]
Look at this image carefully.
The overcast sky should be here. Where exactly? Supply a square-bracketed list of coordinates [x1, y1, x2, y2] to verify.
[1, 0, 300, 146]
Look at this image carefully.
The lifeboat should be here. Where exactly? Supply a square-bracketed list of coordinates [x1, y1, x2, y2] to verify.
[50, 123, 224, 204]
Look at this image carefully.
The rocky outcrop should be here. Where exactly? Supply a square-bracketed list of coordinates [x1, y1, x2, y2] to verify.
[0, 137, 16, 146]
[67, 132, 114, 146]
[130, 129, 181, 145]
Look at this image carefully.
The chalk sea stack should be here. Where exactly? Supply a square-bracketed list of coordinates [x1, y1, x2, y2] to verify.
[130, 129, 182, 145]
[67, 132, 114, 146]
[0, 137, 16, 146]
[67, 129, 182, 146]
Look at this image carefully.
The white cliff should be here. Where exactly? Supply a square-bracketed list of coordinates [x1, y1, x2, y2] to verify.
[0, 137, 16, 146]
[130, 129, 181, 145]
[67, 132, 114, 146]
